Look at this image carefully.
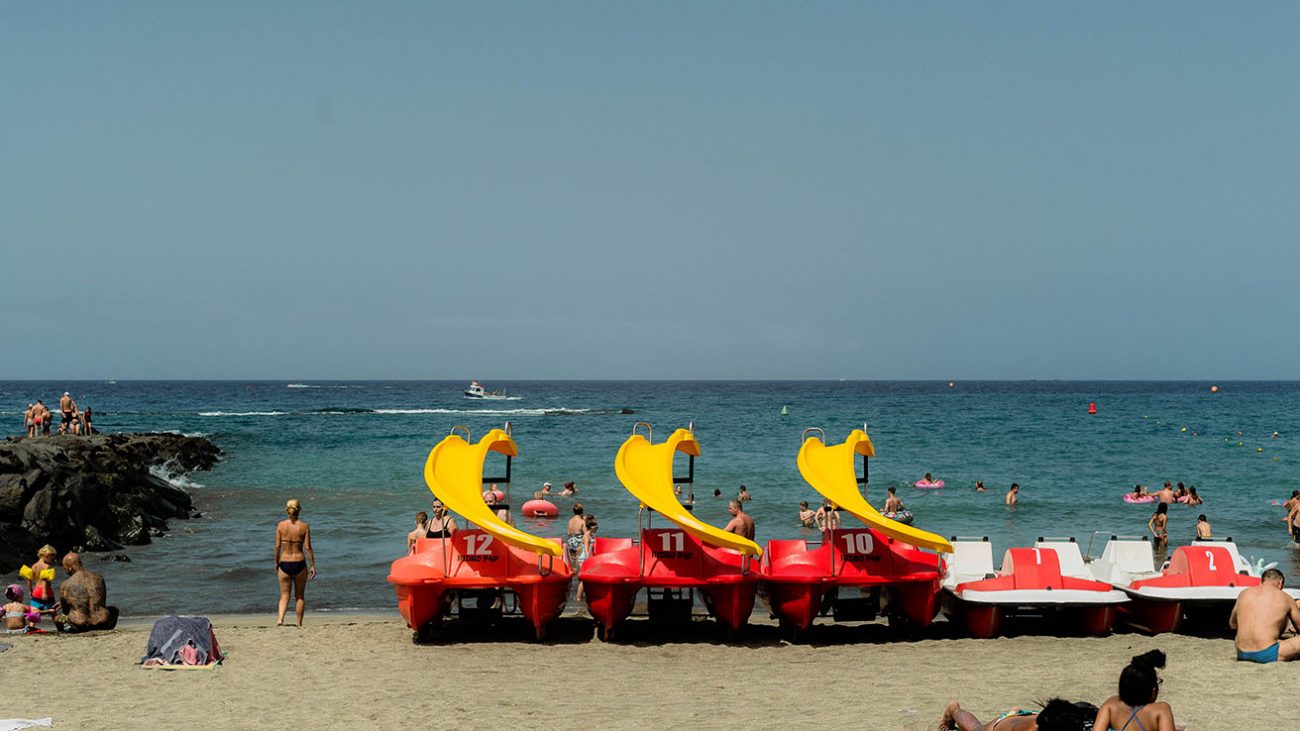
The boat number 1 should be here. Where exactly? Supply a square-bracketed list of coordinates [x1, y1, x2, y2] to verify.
[1204, 551, 1216, 571]
[660, 532, 686, 552]
[466, 534, 494, 555]
[841, 533, 874, 554]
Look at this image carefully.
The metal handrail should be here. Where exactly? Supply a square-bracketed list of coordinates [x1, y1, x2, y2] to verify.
[800, 427, 825, 442]
[450, 425, 471, 440]
[631, 421, 653, 441]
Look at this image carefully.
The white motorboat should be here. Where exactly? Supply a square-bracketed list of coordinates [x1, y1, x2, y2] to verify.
[463, 381, 509, 400]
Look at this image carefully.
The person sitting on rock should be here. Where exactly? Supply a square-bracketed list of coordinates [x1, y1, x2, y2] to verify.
[55, 552, 119, 633]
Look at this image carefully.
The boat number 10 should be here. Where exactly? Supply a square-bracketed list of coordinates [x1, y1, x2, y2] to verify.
[841, 533, 875, 555]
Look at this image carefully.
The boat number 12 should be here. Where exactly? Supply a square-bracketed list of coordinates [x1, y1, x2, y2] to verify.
[466, 534, 494, 555]
[660, 532, 686, 552]
[841, 533, 874, 554]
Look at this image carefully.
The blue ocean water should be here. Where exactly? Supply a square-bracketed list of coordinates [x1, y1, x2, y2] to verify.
[3, 380, 1298, 616]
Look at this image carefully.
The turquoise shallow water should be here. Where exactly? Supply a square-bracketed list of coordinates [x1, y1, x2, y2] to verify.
[3, 380, 1298, 615]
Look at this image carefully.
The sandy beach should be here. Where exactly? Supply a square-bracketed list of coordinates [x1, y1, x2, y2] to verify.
[0, 612, 1290, 730]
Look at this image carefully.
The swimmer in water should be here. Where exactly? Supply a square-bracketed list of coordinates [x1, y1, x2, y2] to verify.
[815, 500, 840, 531]
[1005, 484, 1019, 506]
[1184, 486, 1203, 506]
[883, 487, 906, 515]
[1196, 514, 1213, 539]
[1175, 482, 1188, 501]
[974, 481, 986, 493]
[797, 501, 816, 528]
[1131, 484, 1149, 499]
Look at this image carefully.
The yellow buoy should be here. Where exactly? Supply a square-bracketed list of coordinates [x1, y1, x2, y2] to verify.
[1238, 441, 1244, 446]
[1181, 427, 1187, 432]
[1258, 447, 1264, 452]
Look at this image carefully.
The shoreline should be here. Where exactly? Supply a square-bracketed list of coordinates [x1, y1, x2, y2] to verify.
[2, 612, 1292, 729]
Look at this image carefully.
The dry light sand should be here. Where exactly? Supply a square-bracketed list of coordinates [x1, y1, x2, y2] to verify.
[0, 612, 1293, 730]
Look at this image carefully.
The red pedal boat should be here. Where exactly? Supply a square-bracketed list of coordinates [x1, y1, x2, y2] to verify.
[388, 426, 572, 641]
[1089, 536, 1298, 634]
[760, 429, 952, 636]
[579, 423, 762, 640]
[942, 537, 1127, 638]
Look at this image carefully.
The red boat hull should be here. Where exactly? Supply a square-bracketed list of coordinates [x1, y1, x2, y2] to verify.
[579, 529, 760, 638]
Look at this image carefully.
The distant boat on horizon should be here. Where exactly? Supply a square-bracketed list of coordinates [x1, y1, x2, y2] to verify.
[463, 380, 509, 400]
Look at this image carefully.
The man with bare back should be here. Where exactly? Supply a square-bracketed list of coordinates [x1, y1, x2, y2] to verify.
[56, 552, 119, 632]
[1230, 568, 1300, 663]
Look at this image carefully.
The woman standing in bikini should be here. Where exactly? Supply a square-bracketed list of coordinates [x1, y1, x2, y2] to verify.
[1148, 503, 1169, 548]
[275, 499, 315, 626]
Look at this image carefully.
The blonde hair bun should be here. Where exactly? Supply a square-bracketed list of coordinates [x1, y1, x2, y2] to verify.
[286, 499, 302, 517]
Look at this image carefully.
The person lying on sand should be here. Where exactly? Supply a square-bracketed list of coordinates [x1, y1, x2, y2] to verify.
[1093, 650, 1178, 731]
[940, 698, 1094, 730]
[55, 552, 118, 633]
[1230, 567, 1300, 662]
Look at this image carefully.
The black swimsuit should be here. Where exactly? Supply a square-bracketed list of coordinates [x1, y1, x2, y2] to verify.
[279, 560, 306, 577]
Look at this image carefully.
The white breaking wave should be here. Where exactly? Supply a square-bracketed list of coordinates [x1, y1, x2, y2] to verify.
[373, 407, 596, 415]
[149, 464, 204, 489]
[286, 384, 317, 389]
[198, 411, 289, 417]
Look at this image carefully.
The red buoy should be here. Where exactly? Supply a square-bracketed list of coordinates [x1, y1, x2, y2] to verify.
[1088, 402, 1097, 414]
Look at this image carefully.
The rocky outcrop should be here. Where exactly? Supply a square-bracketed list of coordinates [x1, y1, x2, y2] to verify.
[0, 433, 220, 569]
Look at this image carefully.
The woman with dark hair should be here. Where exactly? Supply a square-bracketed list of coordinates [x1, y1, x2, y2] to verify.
[939, 698, 1095, 730]
[1148, 503, 1169, 547]
[1093, 650, 1177, 731]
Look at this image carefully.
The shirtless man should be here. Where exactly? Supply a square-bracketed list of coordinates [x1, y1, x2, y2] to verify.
[565, 503, 586, 560]
[797, 501, 816, 528]
[23, 404, 34, 437]
[883, 487, 906, 514]
[737, 485, 752, 503]
[56, 552, 119, 632]
[406, 511, 429, 553]
[1156, 482, 1176, 505]
[1195, 514, 1213, 539]
[723, 500, 755, 541]
[1229, 568, 1300, 662]
[59, 392, 77, 432]
[1005, 484, 1019, 506]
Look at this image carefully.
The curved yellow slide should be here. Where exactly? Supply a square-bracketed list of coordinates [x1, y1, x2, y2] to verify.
[615, 428, 762, 557]
[424, 428, 562, 557]
[798, 429, 952, 554]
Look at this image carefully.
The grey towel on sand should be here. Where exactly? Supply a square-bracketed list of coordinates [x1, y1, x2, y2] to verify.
[141, 616, 224, 666]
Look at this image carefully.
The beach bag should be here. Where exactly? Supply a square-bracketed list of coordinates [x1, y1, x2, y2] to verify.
[140, 616, 224, 667]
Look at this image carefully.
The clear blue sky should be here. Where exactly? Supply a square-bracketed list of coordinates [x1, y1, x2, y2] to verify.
[4, 2, 1298, 379]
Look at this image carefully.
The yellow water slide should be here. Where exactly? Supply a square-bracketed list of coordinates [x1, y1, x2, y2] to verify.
[424, 428, 563, 557]
[615, 427, 763, 557]
[798, 429, 952, 554]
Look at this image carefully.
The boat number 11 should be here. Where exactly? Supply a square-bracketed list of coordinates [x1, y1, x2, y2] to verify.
[841, 533, 875, 554]
[660, 532, 686, 552]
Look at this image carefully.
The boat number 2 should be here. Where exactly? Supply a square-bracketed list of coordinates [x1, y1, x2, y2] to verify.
[660, 532, 686, 552]
[1204, 551, 1216, 571]
[1032, 548, 1042, 565]
[466, 534, 494, 555]
[841, 533, 874, 554]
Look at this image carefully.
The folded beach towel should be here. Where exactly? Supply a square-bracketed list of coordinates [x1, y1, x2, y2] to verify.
[140, 616, 224, 667]
[0, 719, 53, 731]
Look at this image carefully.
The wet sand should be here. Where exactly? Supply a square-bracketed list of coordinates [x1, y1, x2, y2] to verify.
[0, 612, 1290, 729]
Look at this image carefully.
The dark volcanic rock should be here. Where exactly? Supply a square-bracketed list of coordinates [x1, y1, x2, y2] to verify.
[0, 434, 220, 569]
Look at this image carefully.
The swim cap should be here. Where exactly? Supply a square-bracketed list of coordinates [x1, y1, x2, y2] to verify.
[543, 482, 552, 487]
[5, 584, 23, 601]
